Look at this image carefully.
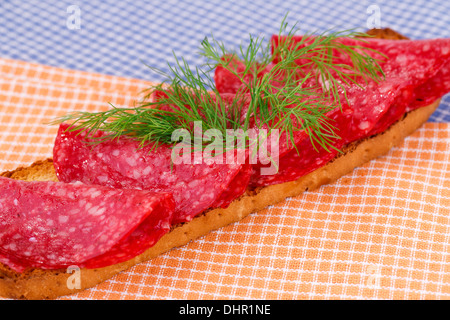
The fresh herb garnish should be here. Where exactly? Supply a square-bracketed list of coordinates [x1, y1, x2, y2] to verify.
[50, 16, 385, 154]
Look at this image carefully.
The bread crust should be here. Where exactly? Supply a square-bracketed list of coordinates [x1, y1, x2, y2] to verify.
[0, 98, 440, 299]
[365, 27, 409, 40]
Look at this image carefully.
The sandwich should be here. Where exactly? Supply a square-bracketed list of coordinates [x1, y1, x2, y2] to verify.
[0, 25, 449, 300]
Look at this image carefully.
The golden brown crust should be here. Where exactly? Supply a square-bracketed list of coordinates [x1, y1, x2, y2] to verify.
[0, 159, 57, 182]
[0, 98, 440, 299]
[365, 28, 410, 40]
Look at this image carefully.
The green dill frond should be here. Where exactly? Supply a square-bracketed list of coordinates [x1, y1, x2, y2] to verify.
[50, 15, 387, 156]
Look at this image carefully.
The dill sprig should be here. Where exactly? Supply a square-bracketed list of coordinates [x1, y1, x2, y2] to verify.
[49, 16, 386, 154]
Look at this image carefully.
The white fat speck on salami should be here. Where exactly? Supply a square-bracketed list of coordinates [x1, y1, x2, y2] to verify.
[0, 176, 174, 272]
[53, 123, 247, 224]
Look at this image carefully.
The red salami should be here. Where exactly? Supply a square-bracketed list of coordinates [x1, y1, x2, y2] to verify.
[211, 163, 252, 208]
[249, 106, 352, 187]
[270, 36, 450, 140]
[215, 55, 272, 95]
[217, 36, 450, 187]
[53, 123, 247, 224]
[0, 176, 174, 272]
[408, 63, 450, 111]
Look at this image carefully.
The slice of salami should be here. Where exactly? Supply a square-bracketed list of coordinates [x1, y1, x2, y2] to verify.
[215, 55, 249, 95]
[249, 105, 353, 187]
[0, 176, 174, 272]
[248, 36, 450, 187]
[408, 62, 450, 111]
[271, 36, 450, 139]
[53, 123, 247, 224]
[214, 55, 272, 95]
[211, 163, 252, 208]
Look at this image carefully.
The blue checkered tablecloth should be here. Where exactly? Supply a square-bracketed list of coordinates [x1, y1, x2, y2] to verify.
[1, 0, 449, 121]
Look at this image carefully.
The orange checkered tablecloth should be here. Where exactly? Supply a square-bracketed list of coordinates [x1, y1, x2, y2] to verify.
[0, 58, 449, 300]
